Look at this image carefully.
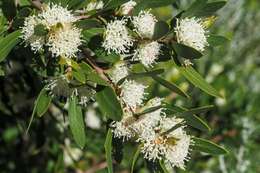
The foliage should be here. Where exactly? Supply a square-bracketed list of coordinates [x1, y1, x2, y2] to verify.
[0, 0, 247, 172]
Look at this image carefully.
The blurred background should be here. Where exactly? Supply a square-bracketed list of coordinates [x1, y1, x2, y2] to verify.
[0, 0, 260, 172]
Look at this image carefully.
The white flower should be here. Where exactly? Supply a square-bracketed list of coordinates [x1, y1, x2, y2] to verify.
[109, 62, 129, 83]
[102, 19, 133, 54]
[21, 15, 45, 52]
[132, 10, 157, 38]
[121, 0, 137, 15]
[120, 80, 147, 110]
[39, 4, 77, 28]
[47, 25, 82, 57]
[134, 41, 161, 67]
[138, 117, 191, 169]
[175, 17, 208, 52]
[85, 1, 104, 12]
[21, 4, 82, 57]
[111, 114, 136, 141]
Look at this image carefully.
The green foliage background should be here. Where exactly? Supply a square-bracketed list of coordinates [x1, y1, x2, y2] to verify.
[0, 0, 259, 173]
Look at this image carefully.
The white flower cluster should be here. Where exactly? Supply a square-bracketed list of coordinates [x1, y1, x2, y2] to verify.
[132, 10, 158, 38]
[134, 41, 161, 67]
[102, 18, 133, 54]
[85, 0, 104, 12]
[138, 117, 191, 169]
[120, 80, 147, 110]
[102, 10, 161, 67]
[111, 94, 191, 169]
[120, 0, 137, 15]
[109, 61, 129, 83]
[175, 17, 208, 52]
[108, 61, 191, 169]
[21, 4, 82, 58]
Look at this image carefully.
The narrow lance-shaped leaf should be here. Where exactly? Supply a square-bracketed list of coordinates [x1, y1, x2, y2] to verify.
[68, 96, 86, 149]
[104, 129, 113, 173]
[174, 64, 222, 98]
[152, 75, 190, 98]
[182, 0, 207, 17]
[133, 0, 177, 15]
[192, 137, 228, 155]
[105, 0, 129, 9]
[153, 21, 169, 40]
[173, 42, 203, 59]
[134, 105, 163, 117]
[0, 30, 21, 62]
[195, 1, 227, 17]
[131, 145, 141, 173]
[175, 105, 214, 117]
[208, 35, 230, 47]
[163, 103, 211, 132]
[117, 69, 165, 85]
[26, 87, 52, 134]
[95, 87, 123, 121]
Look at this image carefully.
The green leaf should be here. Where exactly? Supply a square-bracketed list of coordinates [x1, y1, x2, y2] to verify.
[0, 30, 21, 62]
[177, 105, 214, 116]
[152, 76, 189, 98]
[117, 69, 165, 85]
[95, 87, 123, 121]
[183, 0, 207, 17]
[195, 1, 227, 17]
[192, 137, 228, 155]
[163, 103, 211, 132]
[133, 0, 177, 15]
[104, 129, 113, 173]
[72, 71, 86, 84]
[173, 43, 203, 59]
[80, 62, 109, 86]
[105, 0, 129, 9]
[208, 35, 230, 47]
[68, 96, 86, 149]
[153, 21, 169, 40]
[75, 19, 102, 29]
[135, 105, 163, 117]
[26, 87, 52, 134]
[131, 145, 141, 173]
[35, 88, 52, 117]
[0, 66, 4, 76]
[175, 65, 222, 98]
[82, 28, 104, 42]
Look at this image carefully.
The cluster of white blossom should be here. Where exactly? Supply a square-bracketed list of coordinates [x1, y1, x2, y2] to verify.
[175, 17, 208, 52]
[102, 7, 161, 67]
[132, 10, 157, 39]
[19, 1, 212, 170]
[108, 59, 191, 170]
[102, 2, 194, 169]
[21, 4, 82, 58]
[134, 41, 161, 67]
[85, 0, 104, 12]
[102, 18, 134, 54]
[120, 0, 137, 15]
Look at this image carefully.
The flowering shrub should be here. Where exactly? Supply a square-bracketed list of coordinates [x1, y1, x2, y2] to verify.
[0, 0, 230, 172]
